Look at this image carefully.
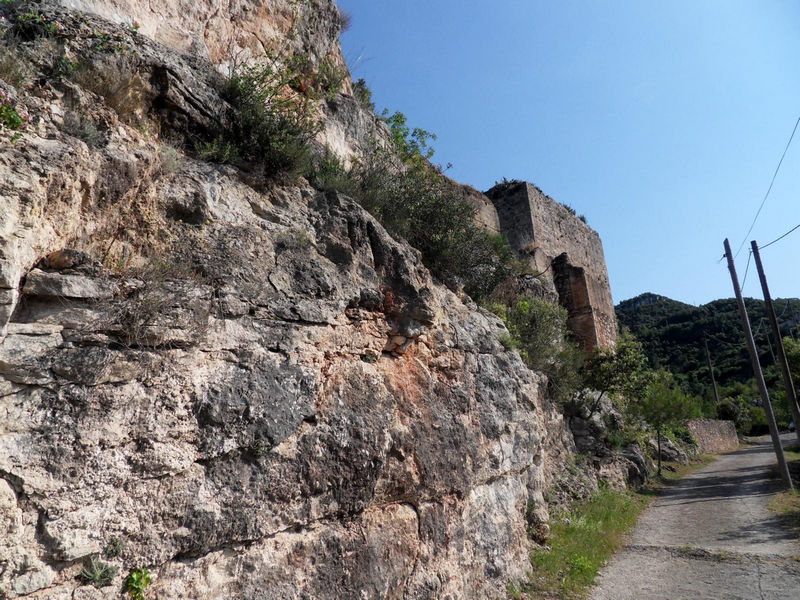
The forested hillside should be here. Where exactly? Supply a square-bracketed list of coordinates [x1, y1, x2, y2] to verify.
[616, 293, 800, 430]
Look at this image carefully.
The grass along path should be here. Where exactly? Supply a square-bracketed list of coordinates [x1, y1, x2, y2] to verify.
[768, 441, 800, 539]
[509, 455, 716, 600]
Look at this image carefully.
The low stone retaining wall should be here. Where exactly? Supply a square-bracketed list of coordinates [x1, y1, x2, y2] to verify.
[687, 419, 739, 454]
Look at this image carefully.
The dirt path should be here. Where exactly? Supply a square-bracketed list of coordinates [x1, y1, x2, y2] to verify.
[591, 434, 800, 600]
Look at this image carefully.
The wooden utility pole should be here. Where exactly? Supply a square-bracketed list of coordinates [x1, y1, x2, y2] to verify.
[703, 337, 721, 405]
[724, 239, 793, 489]
[752, 240, 800, 444]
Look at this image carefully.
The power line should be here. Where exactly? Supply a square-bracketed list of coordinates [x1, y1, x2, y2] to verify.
[734, 116, 800, 258]
[759, 222, 800, 250]
[740, 250, 753, 292]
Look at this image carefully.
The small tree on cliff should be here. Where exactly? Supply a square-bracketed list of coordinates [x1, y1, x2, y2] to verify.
[630, 374, 701, 476]
[580, 332, 651, 418]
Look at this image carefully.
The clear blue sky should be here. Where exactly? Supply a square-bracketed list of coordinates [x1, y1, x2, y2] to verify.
[337, 0, 800, 306]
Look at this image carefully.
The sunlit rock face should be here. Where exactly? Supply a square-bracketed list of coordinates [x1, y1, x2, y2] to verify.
[0, 3, 632, 598]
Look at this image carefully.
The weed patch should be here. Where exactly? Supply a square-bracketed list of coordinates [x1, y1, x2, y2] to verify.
[69, 56, 148, 126]
[527, 485, 648, 599]
[769, 443, 800, 537]
[521, 454, 716, 598]
[77, 556, 118, 588]
[211, 53, 321, 178]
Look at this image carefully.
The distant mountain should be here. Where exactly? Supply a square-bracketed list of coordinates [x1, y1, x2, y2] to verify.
[615, 293, 800, 398]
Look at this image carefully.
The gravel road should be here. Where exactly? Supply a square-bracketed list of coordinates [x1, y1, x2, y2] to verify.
[591, 434, 800, 600]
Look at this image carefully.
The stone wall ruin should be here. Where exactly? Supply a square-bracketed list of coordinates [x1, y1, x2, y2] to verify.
[483, 181, 617, 350]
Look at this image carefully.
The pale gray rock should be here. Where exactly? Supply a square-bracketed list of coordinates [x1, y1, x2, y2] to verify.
[648, 436, 689, 464]
[0, 4, 621, 599]
[23, 269, 116, 299]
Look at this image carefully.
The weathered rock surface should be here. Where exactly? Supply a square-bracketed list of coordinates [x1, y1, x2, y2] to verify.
[0, 9, 580, 595]
[1, 162, 572, 598]
[0, 3, 635, 598]
[648, 436, 689, 464]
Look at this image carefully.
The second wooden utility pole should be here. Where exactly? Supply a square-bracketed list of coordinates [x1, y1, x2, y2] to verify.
[724, 239, 793, 489]
[752, 240, 800, 444]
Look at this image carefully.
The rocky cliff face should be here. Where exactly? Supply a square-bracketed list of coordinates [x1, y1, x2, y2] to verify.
[0, 2, 637, 598]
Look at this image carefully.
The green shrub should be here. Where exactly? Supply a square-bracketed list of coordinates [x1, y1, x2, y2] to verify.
[352, 78, 374, 111]
[716, 395, 753, 434]
[355, 153, 517, 299]
[668, 424, 696, 446]
[78, 556, 118, 588]
[310, 117, 518, 301]
[498, 295, 569, 372]
[195, 135, 239, 164]
[316, 57, 347, 102]
[489, 294, 585, 402]
[0, 88, 26, 142]
[381, 109, 436, 161]
[216, 54, 321, 178]
[124, 567, 151, 600]
[0, 95, 24, 129]
[103, 537, 125, 559]
[309, 146, 352, 193]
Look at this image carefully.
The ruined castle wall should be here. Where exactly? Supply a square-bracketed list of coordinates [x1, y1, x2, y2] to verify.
[526, 185, 616, 348]
[487, 181, 536, 253]
[485, 183, 617, 349]
[461, 185, 501, 234]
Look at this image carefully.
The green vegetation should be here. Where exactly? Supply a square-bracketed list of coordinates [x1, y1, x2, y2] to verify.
[309, 110, 520, 301]
[616, 293, 800, 433]
[124, 567, 151, 600]
[515, 455, 716, 599]
[0, 91, 24, 128]
[768, 443, 800, 537]
[784, 336, 800, 393]
[489, 296, 568, 371]
[488, 295, 584, 402]
[526, 484, 648, 599]
[628, 373, 702, 475]
[0, 88, 26, 142]
[215, 54, 321, 178]
[316, 57, 347, 102]
[352, 77, 374, 111]
[103, 537, 125, 559]
[580, 333, 652, 417]
[381, 108, 436, 161]
[78, 556, 118, 588]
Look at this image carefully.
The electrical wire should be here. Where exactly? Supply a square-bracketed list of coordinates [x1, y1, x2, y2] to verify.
[734, 116, 800, 258]
[740, 250, 753, 292]
[759, 222, 800, 250]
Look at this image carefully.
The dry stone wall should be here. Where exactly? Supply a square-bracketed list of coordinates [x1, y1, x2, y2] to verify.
[687, 419, 739, 454]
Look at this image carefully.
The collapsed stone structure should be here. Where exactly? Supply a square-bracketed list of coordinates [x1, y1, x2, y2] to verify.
[478, 181, 617, 350]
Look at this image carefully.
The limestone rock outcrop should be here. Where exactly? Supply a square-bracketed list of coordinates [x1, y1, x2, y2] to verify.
[0, 2, 637, 598]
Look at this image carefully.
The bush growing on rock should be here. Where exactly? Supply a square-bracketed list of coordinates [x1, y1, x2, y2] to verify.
[488, 294, 585, 402]
[309, 110, 520, 301]
[213, 53, 322, 177]
[628, 373, 702, 475]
